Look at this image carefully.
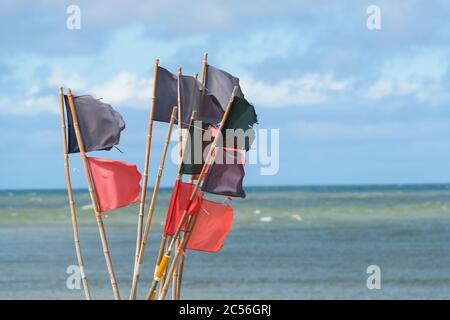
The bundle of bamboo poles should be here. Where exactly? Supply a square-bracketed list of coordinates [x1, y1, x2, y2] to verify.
[155, 86, 238, 300]
[60, 52, 235, 300]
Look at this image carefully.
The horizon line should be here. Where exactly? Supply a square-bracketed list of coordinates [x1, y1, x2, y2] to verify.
[1, 182, 450, 192]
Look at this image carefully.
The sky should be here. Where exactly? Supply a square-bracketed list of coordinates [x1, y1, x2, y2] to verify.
[0, 0, 450, 189]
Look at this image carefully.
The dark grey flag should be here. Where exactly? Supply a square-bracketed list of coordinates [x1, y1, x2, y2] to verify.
[153, 67, 223, 127]
[180, 75, 224, 126]
[153, 66, 178, 125]
[201, 148, 246, 198]
[205, 64, 245, 111]
[64, 94, 125, 154]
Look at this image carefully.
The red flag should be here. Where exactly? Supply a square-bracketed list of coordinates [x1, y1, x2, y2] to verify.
[87, 157, 141, 213]
[186, 199, 234, 253]
[164, 180, 195, 236]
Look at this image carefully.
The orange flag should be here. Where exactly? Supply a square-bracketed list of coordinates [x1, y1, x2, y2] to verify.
[186, 199, 234, 253]
[87, 157, 141, 213]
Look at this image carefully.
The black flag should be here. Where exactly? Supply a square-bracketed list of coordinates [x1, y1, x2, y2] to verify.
[65, 94, 125, 154]
[153, 67, 223, 127]
[205, 64, 245, 111]
[180, 121, 215, 175]
[221, 96, 258, 151]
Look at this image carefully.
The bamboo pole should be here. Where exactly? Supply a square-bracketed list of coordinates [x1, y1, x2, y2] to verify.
[174, 70, 201, 300]
[66, 89, 121, 300]
[172, 67, 184, 299]
[146, 110, 197, 300]
[129, 106, 178, 299]
[130, 59, 160, 300]
[59, 88, 92, 300]
[177, 67, 183, 162]
[201, 53, 208, 85]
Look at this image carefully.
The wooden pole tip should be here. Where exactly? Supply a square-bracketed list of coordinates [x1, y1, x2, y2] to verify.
[177, 67, 182, 76]
[59, 87, 63, 94]
[155, 58, 160, 66]
[203, 52, 208, 61]
[67, 89, 73, 95]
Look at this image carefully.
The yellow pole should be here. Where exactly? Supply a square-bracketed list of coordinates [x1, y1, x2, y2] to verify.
[129, 106, 178, 298]
[130, 59, 159, 299]
[59, 88, 92, 300]
[66, 89, 121, 300]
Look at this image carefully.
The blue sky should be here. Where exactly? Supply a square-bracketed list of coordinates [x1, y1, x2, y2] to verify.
[0, 0, 449, 189]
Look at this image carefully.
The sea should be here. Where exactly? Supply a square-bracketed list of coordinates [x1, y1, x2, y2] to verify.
[1, 184, 450, 300]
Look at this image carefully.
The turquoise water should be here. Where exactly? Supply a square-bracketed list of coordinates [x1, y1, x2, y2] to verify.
[1, 184, 450, 299]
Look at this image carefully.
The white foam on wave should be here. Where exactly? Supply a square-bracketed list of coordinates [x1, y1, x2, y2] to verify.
[253, 209, 261, 215]
[291, 214, 303, 221]
[82, 204, 94, 210]
[260, 216, 272, 222]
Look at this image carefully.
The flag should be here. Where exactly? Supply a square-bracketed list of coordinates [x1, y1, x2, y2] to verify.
[153, 67, 223, 127]
[87, 157, 141, 213]
[204, 65, 257, 150]
[180, 75, 224, 126]
[180, 121, 215, 175]
[201, 148, 246, 198]
[153, 67, 178, 125]
[163, 180, 201, 236]
[185, 199, 234, 253]
[205, 64, 245, 111]
[65, 94, 125, 153]
[199, 90, 224, 126]
[164, 183, 234, 253]
[221, 96, 258, 151]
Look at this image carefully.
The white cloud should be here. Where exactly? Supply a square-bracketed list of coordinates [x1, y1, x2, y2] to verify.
[47, 68, 86, 91]
[241, 73, 351, 107]
[363, 48, 449, 102]
[363, 80, 393, 99]
[291, 121, 450, 142]
[0, 92, 58, 116]
[363, 80, 420, 100]
[397, 81, 420, 95]
[0, 70, 151, 116]
[92, 72, 151, 107]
